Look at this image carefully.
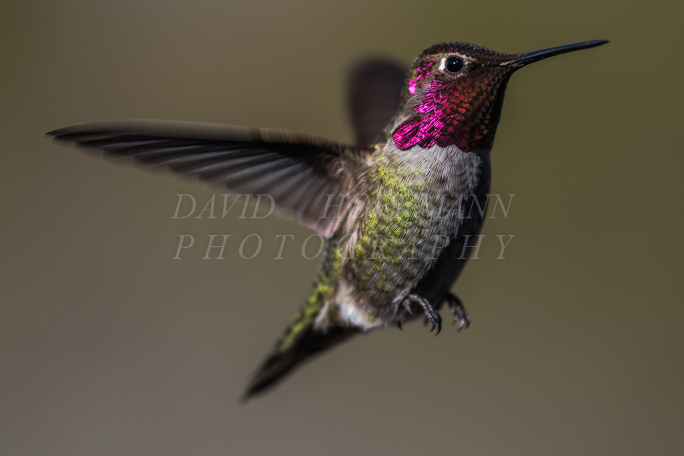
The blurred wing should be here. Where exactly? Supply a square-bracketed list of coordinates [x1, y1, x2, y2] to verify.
[347, 58, 408, 147]
[48, 120, 370, 238]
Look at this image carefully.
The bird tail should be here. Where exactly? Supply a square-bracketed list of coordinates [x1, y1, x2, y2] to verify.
[243, 305, 358, 400]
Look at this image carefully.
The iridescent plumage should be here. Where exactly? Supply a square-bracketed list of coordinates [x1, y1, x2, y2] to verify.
[46, 39, 608, 398]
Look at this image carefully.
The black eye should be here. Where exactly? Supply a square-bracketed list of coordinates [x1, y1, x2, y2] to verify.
[445, 57, 464, 73]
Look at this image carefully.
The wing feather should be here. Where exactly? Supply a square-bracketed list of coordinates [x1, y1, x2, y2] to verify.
[347, 58, 407, 147]
[47, 120, 370, 237]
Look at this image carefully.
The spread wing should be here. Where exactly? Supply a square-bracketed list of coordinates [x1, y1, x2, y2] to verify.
[347, 58, 408, 147]
[47, 120, 371, 238]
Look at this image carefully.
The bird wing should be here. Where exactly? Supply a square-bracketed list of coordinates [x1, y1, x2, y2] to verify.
[347, 58, 407, 147]
[47, 120, 371, 238]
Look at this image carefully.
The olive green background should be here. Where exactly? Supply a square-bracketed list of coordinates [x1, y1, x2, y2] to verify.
[2, 0, 683, 455]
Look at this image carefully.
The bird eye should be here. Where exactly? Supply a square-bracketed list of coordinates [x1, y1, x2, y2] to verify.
[445, 57, 465, 73]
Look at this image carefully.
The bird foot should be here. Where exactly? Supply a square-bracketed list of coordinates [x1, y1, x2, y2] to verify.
[397, 294, 442, 335]
[444, 292, 470, 331]
[395, 299, 412, 331]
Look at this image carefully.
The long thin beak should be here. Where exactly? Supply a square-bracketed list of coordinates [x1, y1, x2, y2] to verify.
[500, 40, 609, 67]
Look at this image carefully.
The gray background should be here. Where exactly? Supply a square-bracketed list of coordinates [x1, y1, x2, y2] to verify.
[2, 0, 683, 455]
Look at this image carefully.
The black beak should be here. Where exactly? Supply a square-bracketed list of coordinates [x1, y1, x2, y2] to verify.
[501, 40, 609, 67]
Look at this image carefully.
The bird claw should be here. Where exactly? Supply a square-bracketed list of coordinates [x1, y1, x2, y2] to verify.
[400, 294, 442, 335]
[396, 293, 468, 335]
[444, 292, 470, 331]
[396, 302, 409, 330]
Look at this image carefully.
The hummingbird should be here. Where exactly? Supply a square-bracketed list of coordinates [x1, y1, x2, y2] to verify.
[47, 39, 608, 399]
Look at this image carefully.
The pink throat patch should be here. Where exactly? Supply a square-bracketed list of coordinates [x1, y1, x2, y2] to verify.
[392, 64, 509, 152]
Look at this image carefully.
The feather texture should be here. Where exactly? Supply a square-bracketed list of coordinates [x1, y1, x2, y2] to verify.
[48, 120, 371, 237]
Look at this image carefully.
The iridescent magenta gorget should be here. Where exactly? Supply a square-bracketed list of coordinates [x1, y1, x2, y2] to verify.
[392, 42, 520, 152]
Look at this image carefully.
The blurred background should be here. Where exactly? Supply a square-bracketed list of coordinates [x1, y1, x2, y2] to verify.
[1, 0, 683, 455]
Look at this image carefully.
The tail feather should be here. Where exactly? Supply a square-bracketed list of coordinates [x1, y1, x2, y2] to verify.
[244, 324, 358, 399]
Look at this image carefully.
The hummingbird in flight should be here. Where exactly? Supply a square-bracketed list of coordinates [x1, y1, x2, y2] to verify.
[48, 39, 608, 399]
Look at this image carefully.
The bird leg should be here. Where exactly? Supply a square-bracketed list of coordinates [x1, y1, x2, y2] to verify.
[398, 294, 442, 335]
[395, 300, 412, 331]
[444, 292, 470, 331]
